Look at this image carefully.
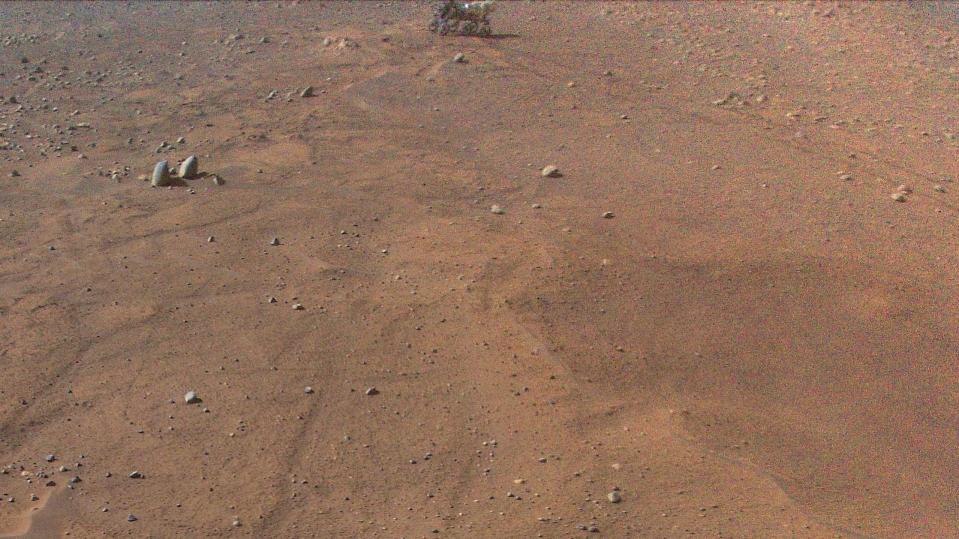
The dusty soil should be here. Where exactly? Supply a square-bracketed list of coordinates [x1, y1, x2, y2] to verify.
[2, 1, 959, 537]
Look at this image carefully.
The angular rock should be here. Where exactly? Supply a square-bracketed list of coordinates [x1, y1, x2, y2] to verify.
[184, 390, 201, 404]
[151, 161, 171, 187]
[178, 155, 198, 179]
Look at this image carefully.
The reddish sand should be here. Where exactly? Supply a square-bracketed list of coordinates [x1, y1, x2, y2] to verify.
[2, 1, 959, 537]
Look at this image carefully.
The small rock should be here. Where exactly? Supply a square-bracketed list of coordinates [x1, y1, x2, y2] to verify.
[602, 211, 614, 219]
[292, 303, 304, 310]
[453, 52, 466, 63]
[45, 454, 56, 462]
[184, 391, 201, 404]
[9, 169, 20, 177]
[300, 86, 314, 98]
[304, 386, 314, 394]
[128, 471, 143, 479]
[890, 192, 907, 202]
[365, 387, 379, 396]
[541, 165, 561, 178]
[490, 205, 505, 215]
[178, 155, 198, 179]
[934, 184, 946, 193]
[127, 514, 138, 522]
[269, 237, 280, 246]
[151, 161, 171, 187]
[211, 175, 224, 185]
[607, 491, 622, 503]
[897, 184, 912, 194]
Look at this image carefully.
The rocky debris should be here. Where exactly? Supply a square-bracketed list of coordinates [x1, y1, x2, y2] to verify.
[178, 155, 198, 179]
[128, 471, 143, 479]
[890, 192, 907, 202]
[151, 161, 171, 187]
[490, 205, 505, 215]
[269, 237, 280, 246]
[602, 211, 614, 219]
[608, 490, 622, 503]
[712, 91, 746, 107]
[9, 169, 21, 177]
[211, 174, 224, 186]
[300, 86, 314, 98]
[184, 391, 201, 404]
[292, 303, 304, 310]
[365, 387, 379, 396]
[127, 514, 138, 522]
[45, 454, 56, 462]
[453, 52, 466, 63]
[541, 165, 561, 178]
[304, 386, 314, 394]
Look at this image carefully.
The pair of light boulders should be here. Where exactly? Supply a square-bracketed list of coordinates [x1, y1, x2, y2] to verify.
[152, 155, 198, 187]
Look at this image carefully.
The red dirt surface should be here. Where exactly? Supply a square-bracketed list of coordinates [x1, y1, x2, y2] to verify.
[2, 1, 959, 537]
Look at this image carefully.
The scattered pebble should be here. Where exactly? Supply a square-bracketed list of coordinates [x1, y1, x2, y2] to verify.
[269, 237, 280, 246]
[602, 211, 614, 219]
[365, 387, 379, 396]
[490, 205, 505, 215]
[184, 391, 201, 404]
[453, 52, 466, 63]
[541, 165, 561, 178]
[608, 491, 622, 503]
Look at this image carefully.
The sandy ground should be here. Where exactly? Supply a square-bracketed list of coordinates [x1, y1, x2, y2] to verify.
[1, 1, 959, 537]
